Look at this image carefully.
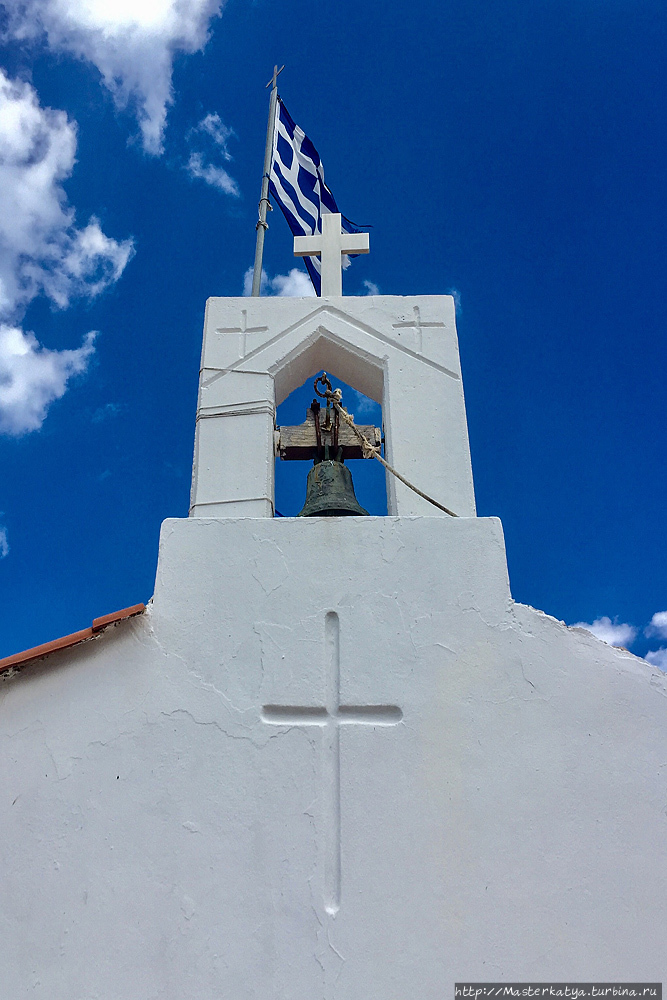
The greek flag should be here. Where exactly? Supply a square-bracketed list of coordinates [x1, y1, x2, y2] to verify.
[269, 98, 363, 295]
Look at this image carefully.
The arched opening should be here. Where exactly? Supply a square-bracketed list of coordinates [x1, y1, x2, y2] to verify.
[274, 373, 387, 516]
[270, 330, 384, 410]
[267, 329, 389, 516]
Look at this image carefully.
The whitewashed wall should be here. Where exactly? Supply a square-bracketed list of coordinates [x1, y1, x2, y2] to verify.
[1, 515, 665, 998]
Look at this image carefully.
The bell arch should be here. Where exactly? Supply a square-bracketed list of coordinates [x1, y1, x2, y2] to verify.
[273, 365, 386, 518]
[190, 295, 476, 518]
[270, 331, 384, 408]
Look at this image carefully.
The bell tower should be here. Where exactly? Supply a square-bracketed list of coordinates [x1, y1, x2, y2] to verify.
[189, 292, 477, 519]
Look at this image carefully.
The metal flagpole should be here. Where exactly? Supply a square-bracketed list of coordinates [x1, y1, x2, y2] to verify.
[251, 64, 284, 296]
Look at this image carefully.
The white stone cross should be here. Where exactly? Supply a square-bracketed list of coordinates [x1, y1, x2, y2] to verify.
[261, 611, 402, 915]
[293, 213, 370, 296]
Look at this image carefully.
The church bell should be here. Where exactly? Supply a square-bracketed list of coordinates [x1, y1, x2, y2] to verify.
[297, 460, 369, 517]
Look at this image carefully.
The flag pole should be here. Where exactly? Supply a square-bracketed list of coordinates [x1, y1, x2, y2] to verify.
[251, 65, 284, 296]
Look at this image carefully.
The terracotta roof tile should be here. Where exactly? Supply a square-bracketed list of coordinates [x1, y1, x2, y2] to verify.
[0, 604, 145, 674]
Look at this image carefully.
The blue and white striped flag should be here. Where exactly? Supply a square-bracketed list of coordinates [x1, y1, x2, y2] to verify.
[269, 98, 363, 295]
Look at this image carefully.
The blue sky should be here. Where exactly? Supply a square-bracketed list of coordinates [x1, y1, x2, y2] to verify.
[1, 0, 666, 667]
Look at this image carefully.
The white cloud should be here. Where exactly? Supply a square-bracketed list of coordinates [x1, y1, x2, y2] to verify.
[0, 71, 131, 434]
[571, 616, 637, 648]
[363, 279, 379, 296]
[242, 268, 254, 296]
[0, 522, 8, 558]
[42, 219, 134, 307]
[0, 70, 133, 318]
[349, 389, 380, 419]
[645, 610, 667, 640]
[92, 401, 124, 423]
[645, 648, 667, 671]
[194, 113, 234, 158]
[185, 113, 238, 195]
[446, 287, 462, 314]
[186, 151, 239, 196]
[268, 269, 316, 297]
[3, 0, 223, 154]
[0, 325, 96, 435]
[243, 267, 316, 298]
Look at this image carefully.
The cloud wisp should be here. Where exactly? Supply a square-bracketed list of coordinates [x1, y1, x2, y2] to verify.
[570, 610, 667, 672]
[643, 611, 667, 671]
[571, 616, 637, 648]
[0, 71, 132, 435]
[645, 610, 667, 640]
[645, 648, 667, 670]
[349, 389, 380, 418]
[194, 113, 235, 157]
[0, 326, 96, 435]
[2, 0, 223, 154]
[92, 402, 125, 424]
[243, 267, 316, 298]
[185, 113, 239, 196]
[186, 152, 239, 197]
[0, 521, 8, 558]
[446, 287, 462, 315]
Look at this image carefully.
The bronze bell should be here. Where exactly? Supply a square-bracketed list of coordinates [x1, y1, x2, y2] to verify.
[297, 460, 369, 517]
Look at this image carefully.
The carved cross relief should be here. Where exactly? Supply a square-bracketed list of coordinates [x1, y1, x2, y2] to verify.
[392, 305, 446, 354]
[261, 611, 403, 914]
[215, 308, 269, 356]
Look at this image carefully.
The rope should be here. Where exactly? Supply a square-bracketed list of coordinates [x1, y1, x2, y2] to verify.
[323, 385, 459, 518]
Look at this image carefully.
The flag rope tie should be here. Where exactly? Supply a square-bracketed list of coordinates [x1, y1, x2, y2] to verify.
[314, 378, 459, 518]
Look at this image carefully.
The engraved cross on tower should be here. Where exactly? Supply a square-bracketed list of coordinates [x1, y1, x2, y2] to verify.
[294, 213, 370, 296]
[392, 305, 446, 354]
[261, 612, 402, 915]
[215, 308, 269, 356]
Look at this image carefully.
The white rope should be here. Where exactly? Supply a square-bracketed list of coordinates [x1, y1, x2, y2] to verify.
[329, 392, 459, 518]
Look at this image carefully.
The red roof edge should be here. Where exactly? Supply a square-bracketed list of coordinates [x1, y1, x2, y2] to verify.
[0, 604, 146, 674]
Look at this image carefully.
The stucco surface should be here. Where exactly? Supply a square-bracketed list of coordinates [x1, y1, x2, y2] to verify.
[1, 515, 665, 997]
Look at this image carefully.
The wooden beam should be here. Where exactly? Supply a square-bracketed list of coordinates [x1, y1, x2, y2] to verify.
[276, 414, 381, 461]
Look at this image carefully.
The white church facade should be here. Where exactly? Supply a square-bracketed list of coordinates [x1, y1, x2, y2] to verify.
[1, 280, 665, 994]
